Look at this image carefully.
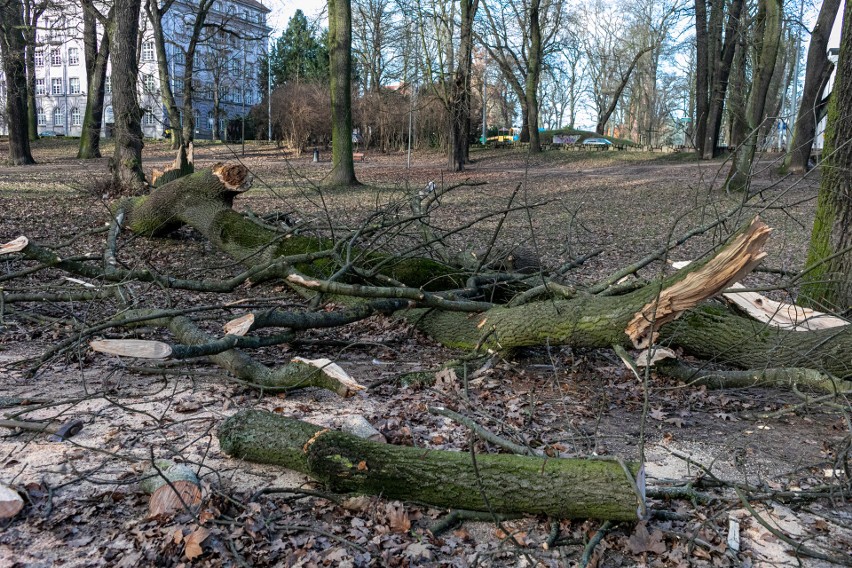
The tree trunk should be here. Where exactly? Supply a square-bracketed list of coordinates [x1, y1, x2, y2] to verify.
[782, 0, 841, 175]
[110, 0, 146, 189]
[0, 0, 35, 165]
[146, 0, 183, 150]
[218, 409, 643, 520]
[726, 0, 782, 192]
[78, 1, 111, 160]
[727, 22, 749, 149]
[328, 0, 358, 186]
[701, 0, 744, 159]
[23, 8, 39, 143]
[449, 0, 478, 171]
[524, 0, 542, 152]
[595, 47, 651, 136]
[694, 0, 710, 155]
[799, 0, 852, 311]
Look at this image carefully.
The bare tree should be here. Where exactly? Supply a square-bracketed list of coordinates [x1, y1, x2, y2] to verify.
[0, 0, 35, 164]
[77, 0, 112, 159]
[145, 0, 183, 149]
[110, 0, 145, 188]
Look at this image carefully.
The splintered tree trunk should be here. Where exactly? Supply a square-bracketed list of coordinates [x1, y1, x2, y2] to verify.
[110, 0, 146, 189]
[218, 409, 643, 520]
[0, 0, 35, 165]
[328, 0, 358, 186]
[800, 0, 852, 311]
[782, 0, 841, 175]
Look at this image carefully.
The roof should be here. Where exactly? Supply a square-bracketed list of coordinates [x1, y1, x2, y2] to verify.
[234, 0, 271, 14]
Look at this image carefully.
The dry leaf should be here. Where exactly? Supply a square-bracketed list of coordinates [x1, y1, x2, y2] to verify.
[183, 527, 210, 560]
[386, 501, 411, 533]
[434, 368, 457, 391]
[341, 496, 372, 512]
[149, 481, 202, 518]
[0, 483, 24, 519]
[627, 522, 666, 555]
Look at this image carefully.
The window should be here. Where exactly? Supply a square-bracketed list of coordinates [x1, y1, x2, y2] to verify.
[173, 78, 184, 93]
[142, 75, 156, 93]
[104, 105, 114, 123]
[69, 77, 81, 94]
[71, 107, 82, 126]
[231, 59, 240, 75]
[172, 50, 185, 65]
[234, 89, 242, 104]
[105, 76, 111, 94]
[51, 78, 63, 95]
[35, 78, 46, 95]
[68, 48, 79, 66]
[143, 108, 155, 126]
[53, 106, 64, 126]
[50, 48, 61, 66]
[37, 107, 46, 126]
[35, 50, 44, 67]
[142, 42, 155, 62]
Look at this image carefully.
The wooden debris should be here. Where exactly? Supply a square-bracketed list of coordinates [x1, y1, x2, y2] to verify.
[223, 313, 254, 336]
[292, 357, 366, 394]
[0, 483, 24, 519]
[89, 339, 173, 359]
[627, 218, 771, 348]
[0, 236, 28, 255]
[141, 461, 203, 518]
[722, 283, 847, 331]
[211, 162, 251, 191]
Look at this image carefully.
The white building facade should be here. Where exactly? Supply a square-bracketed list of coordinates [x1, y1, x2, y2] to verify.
[1, 0, 269, 139]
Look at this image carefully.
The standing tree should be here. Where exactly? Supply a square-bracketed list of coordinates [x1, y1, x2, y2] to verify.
[0, 0, 35, 164]
[782, 0, 842, 174]
[22, 0, 50, 141]
[110, 0, 146, 188]
[328, 0, 359, 186]
[726, 0, 782, 192]
[448, 0, 478, 171]
[146, 0, 184, 149]
[78, 0, 112, 159]
[267, 9, 328, 89]
[800, 0, 852, 310]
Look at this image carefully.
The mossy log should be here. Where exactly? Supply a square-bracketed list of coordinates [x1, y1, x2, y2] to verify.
[218, 409, 644, 521]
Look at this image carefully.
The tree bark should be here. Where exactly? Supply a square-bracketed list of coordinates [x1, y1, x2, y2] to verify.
[22, 0, 44, 142]
[799, 0, 852, 311]
[449, 0, 478, 171]
[146, 0, 183, 150]
[782, 0, 841, 175]
[328, 0, 358, 186]
[110, 0, 146, 189]
[0, 0, 35, 165]
[218, 409, 643, 520]
[595, 46, 651, 136]
[78, 0, 111, 160]
[524, 0, 542, 151]
[726, 0, 782, 191]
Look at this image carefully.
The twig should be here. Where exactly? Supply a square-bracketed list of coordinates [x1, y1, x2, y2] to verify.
[580, 520, 613, 567]
[428, 406, 539, 456]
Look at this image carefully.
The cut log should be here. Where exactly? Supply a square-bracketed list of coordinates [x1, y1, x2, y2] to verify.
[140, 460, 203, 518]
[722, 283, 847, 331]
[218, 409, 644, 521]
[90, 339, 173, 359]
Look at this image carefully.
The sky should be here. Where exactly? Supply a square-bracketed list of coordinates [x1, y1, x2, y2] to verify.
[264, 0, 327, 35]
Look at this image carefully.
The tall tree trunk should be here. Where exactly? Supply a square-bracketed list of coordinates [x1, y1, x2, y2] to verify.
[0, 0, 35, 165]
[146, 0, 183, 150]
[595, 46, 651, 135]
[727, 0, 782, 192]
[782, 0, 841, 174]
[328, 0, 358, 186]
[78, 1, 111, 159]
[799, 0, 852, 310]
[525, 0, 542, 152]
[22, 1, 40, 143]
[110, 0, 146, 189]
[728, 21, 749, 148]
[449, 0, 478, 171]
[694, 0, 710, 155]
[701, 0, 744, 159]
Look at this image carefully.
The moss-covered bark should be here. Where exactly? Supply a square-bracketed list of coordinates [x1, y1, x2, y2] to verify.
[219, 409, 643, 520]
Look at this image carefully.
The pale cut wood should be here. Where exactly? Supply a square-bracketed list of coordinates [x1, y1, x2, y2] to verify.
[722, 283, 848, 331]
[149, 481, 202, 518]
[635, 347, 677, 368]
[292, 357, 366, 394]
[0, 483, 24, 519]
[627, 218, 772, 348]
[223, 313, 254, 336]
[0, 236, 28, 255]
[90, 339, 173, 359]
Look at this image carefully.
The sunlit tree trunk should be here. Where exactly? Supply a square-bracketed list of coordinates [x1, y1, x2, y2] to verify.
[328, 0, 358, 186]
[146, 0, 183, 150]
[78, 0, 111, 159]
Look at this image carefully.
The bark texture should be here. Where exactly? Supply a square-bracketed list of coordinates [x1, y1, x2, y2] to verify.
[218, 409, 643, 520]
[328, 0, 358, 186]
[0, 0, 35, 165]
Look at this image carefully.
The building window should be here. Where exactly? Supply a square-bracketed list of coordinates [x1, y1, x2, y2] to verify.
[50, 48, 61, 66]
[69, 77, 81, 94]
[35, 78, 46, 95]
[37, 107, 46, 126]
[143, 74, 156, 92]
[53, 106, 64, 126]
[51, 78, 63, 95]
[231, 59, 239, 75]
[68, 47, 79, 65]
[172, 50, 185, 65]
[174, 78, 184, 93]
[71, 107, 82, 126]
[142, 42, 155, 62]
[104, 105, 114, 123]
[143, 108, 156, 126]
[105, 76, 111, 94]
[35, 50, 44, 66]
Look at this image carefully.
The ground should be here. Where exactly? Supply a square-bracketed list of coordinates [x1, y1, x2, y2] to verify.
[0, 139, 850, 567]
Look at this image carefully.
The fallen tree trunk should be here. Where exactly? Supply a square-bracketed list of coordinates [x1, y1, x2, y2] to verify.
[218, 409, 643, 521]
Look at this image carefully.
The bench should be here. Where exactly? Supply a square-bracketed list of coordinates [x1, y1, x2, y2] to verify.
[353, 152, 365, 162]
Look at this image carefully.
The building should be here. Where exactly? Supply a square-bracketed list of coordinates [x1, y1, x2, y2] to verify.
[1, 0, 270, 139]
